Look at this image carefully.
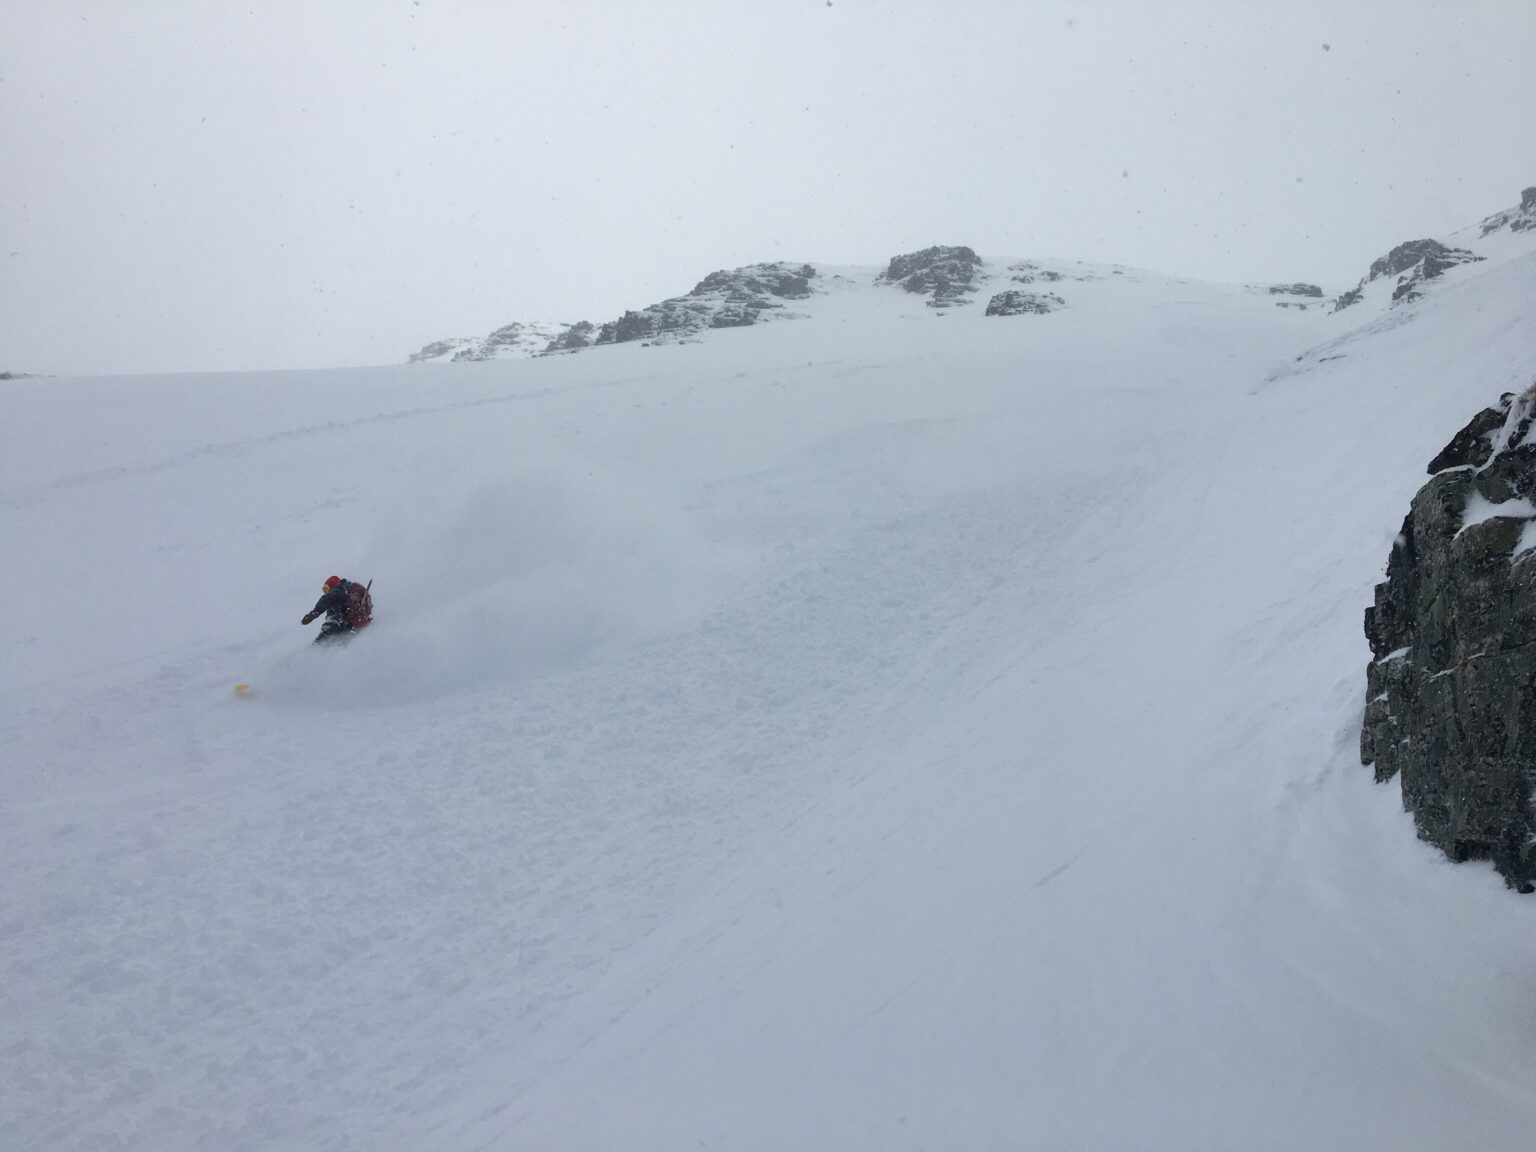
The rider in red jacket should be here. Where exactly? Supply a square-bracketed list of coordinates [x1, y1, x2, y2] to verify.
[301, 575, 370, 643]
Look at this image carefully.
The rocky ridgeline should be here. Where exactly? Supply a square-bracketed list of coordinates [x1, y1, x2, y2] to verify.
[410, 321, 572, 363]
[1327, 183, 1536, 314]
[1362, 385, 1536, 891]
[590, 262, 817, 347]
[1479, 186, 1536, 237]
[409, 262, 818, 362]
[877, 245, 983, 308]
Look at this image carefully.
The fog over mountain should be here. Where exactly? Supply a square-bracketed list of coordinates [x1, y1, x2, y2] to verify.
[2, 1, 1532, 376]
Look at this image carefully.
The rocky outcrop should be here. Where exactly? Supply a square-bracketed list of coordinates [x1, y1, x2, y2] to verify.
[409, 338, 477, 363]
[878, 246, 983, 307]
[459, 321, 566, 361]
[409, 322, 571, 363]
[1333, 239, 1483, 311]
[593, 262, 819, 347]
[985, 290, 1064, 317]
[1008, 262, 1065, 285]
[1268, 283, 1323, 297]
[1362, 386, 1536, 890]
[542, 321, 596, 355]
[1479, 186, 1536, 237]
[408, 263, 819, 361]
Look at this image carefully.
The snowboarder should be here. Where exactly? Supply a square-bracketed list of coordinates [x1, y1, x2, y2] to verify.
[301, 575, 372, 644]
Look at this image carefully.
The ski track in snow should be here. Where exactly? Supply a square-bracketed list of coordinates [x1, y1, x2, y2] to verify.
[4, 250, 1536, 1151]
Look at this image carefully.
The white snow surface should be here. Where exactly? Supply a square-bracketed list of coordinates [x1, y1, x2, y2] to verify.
[5, 242, 1536, 1152]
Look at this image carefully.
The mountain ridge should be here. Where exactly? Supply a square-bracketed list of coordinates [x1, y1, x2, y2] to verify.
[410, 186, 1536, 365]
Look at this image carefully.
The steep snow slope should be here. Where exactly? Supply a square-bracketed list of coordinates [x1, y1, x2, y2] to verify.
[4, 250, 1536, 1151]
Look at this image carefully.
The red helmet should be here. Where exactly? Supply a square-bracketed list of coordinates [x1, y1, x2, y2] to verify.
[323, 575, 342, 591]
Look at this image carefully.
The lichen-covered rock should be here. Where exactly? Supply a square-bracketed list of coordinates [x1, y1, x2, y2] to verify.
[879, 246, 982, 308]
[984, 290, 1064, 317]
[1362, 386, 1536, 890]
[1478, 186, 1536, 237]
[594, 262, 820, 347]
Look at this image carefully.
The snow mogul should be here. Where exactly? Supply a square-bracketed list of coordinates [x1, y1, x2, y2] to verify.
[301, 575, 373, 644]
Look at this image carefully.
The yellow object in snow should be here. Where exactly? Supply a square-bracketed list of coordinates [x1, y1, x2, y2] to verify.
[234, 683, 252, 697]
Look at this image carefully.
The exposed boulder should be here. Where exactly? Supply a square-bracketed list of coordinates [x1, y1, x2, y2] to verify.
[1267, 283, 1323, 297]
[879, 246, 983, 307]
[1334, 239, 1483, 311]
[985, 290, 1064, 317]
[594, 262, 819, 347]
[1478, 186, 1536, 237]
[1361, 385, 1536, 890]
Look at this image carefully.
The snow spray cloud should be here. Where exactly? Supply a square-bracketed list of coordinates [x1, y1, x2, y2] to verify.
[259, 445, 736, 708]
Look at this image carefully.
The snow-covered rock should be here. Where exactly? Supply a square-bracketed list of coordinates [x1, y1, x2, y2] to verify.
[1333, 238, 1484, 311]
[1363, 384, 1536, 890]
[410, 322, 577, 363]
[593, 262, 819, 347]
[408, 337, 477, 363]
[1330, 185, 1536, 314]
[1478, 185, 1536, 237]
[984, 289, 1064, 316]
[410, 264, 820, 361]
[877, 244, 983, 307]
[1006, 260, 1067, 285]
[542, 320, 597, 355]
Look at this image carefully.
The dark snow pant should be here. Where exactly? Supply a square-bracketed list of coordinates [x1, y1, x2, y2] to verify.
[314, 620, 354, 644]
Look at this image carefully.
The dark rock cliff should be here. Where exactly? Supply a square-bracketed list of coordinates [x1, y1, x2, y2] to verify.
[1362, 387, 1536, 890]
[1333, 239, 1484, 311]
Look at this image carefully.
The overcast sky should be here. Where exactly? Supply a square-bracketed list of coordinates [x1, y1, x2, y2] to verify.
[2, 0, 1532, 376]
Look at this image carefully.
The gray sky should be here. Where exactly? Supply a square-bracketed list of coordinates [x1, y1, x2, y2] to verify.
[2, 0, 1532, 376]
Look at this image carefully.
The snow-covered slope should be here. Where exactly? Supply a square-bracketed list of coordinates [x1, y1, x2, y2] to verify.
[4, 208, 1536, 1151]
